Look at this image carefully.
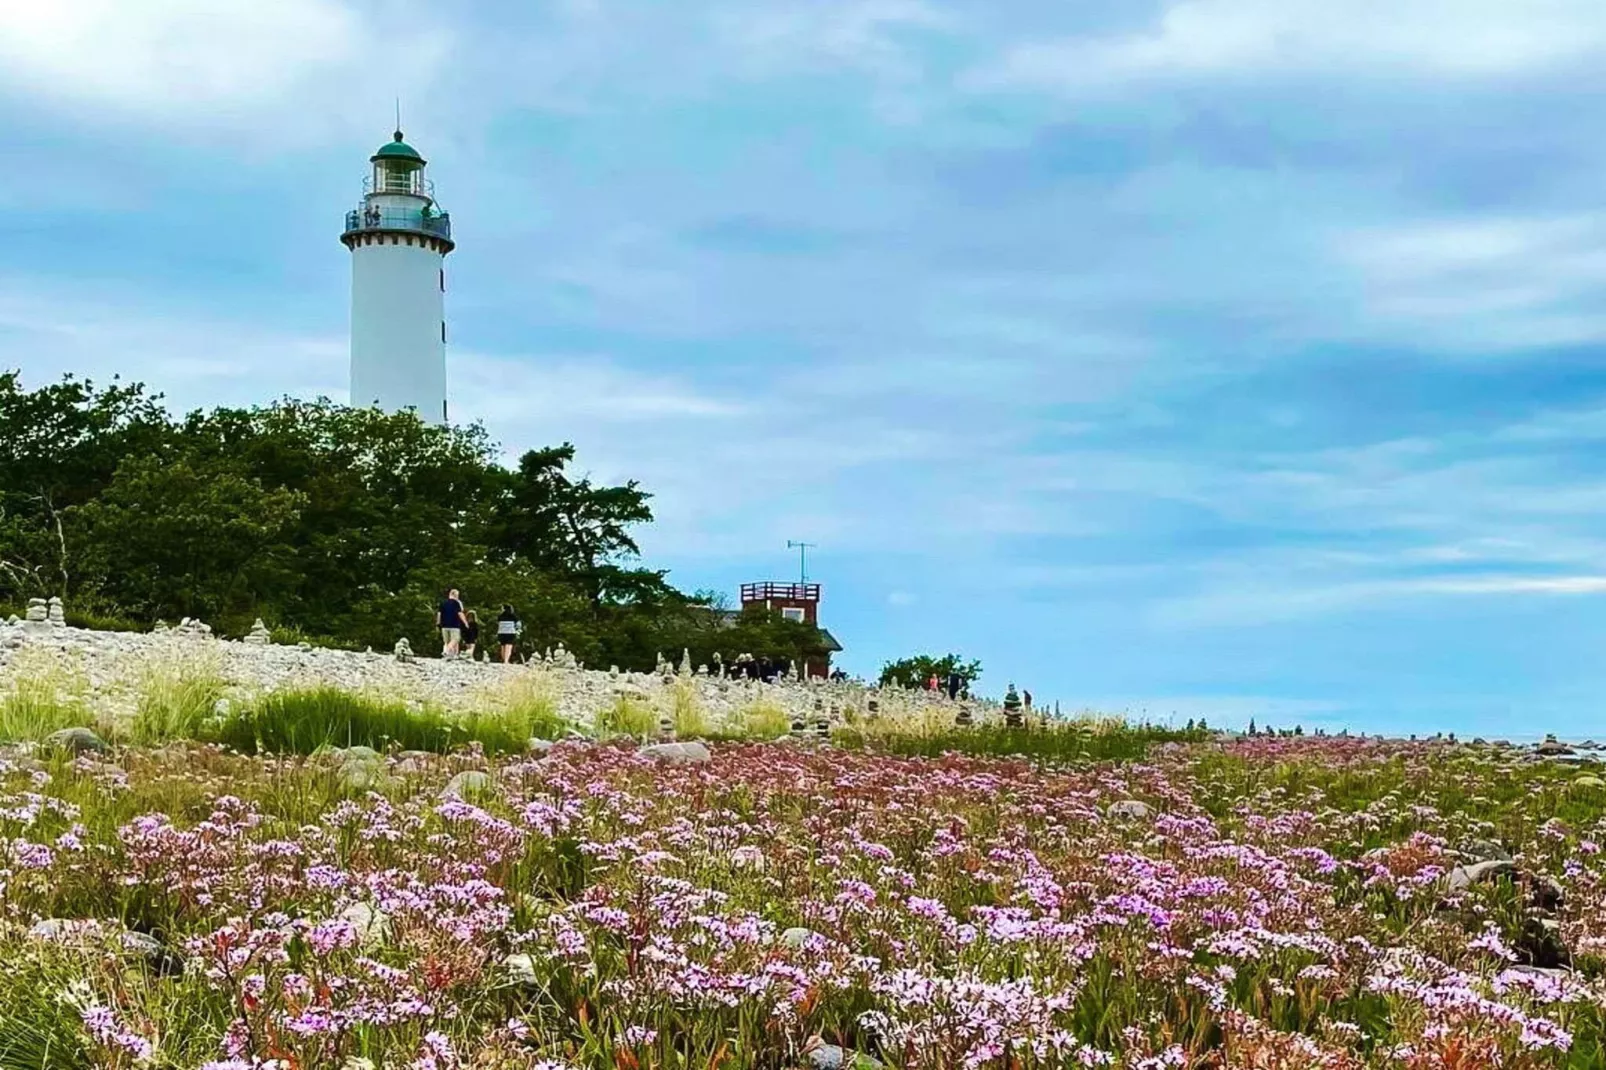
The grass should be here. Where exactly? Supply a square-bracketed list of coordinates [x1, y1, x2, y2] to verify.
[738, 701, 791, 741]
[838, 716, 1211, 763]
[213, 686, 532, 756]
[129, 645, 226, 745]
[669, 679, 709, 738]
[0, 646, 91, 743]
[595, 693, 657, 739]
[474, 671, 568, 740]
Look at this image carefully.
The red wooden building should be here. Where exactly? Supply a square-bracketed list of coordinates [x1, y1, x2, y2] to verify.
[738, 581, 842, 678]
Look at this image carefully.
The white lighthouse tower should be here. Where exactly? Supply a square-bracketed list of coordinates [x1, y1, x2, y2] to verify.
[341, 129, 455, 423]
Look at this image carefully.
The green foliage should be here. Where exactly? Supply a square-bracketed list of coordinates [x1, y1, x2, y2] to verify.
[669, 680, 709, 738]
[840, 719, 1209, 763]
[213, 687, 529, 756]
[0, 374, 827, 671]
[879, 653, 982, 691]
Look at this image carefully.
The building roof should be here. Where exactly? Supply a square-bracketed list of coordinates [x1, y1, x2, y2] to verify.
[373, 131, 425, 165]
[818, 628, 843, 653]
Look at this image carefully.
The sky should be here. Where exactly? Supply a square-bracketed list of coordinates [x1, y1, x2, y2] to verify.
[5, 1, 1606, 736]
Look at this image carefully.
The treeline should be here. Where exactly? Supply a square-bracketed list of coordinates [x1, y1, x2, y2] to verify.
[0, 373, 831, 670]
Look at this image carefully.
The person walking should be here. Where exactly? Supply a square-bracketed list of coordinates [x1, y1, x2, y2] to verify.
[496, 603, 522, 664]
[461, 610, 480, 661]
[436, 588, 465, 658]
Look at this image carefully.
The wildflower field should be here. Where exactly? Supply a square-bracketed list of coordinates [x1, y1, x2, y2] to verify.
[4, 729, 1606, 1069]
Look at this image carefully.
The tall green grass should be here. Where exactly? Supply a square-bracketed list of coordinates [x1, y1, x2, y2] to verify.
[129, 646, 226, 745]
[214, 687, 531, 756]
[476, 672, 568, 740]
[838, 719, 1209, 763]
[595, 694, 657, 740]
[0, 647, 90, 743]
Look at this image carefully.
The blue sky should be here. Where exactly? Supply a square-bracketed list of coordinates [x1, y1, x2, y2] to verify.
[6, 0, 1606, 735]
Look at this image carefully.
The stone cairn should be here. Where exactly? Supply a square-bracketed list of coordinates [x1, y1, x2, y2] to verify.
[23, 598, 49, 632]
[47, 596, 65, 628]
[1003, 684, 1024, 729]
[394, 637, 415, 662]
[789, 712, 808, 741]
[176, 617, 213, 638]
[955, 703, 974, 728]
[551, 643, 578, 670]
[814, 704, 836, 744]
[712, 652, 724, 678]
[658, 714, 676, 742]
[678, 649, 693, 677]
[243, 619, 272, 646]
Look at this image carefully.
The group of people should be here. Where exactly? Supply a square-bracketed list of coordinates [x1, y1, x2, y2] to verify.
[435, 588, 523, 663]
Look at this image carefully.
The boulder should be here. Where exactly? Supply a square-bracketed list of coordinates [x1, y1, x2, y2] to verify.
[1106, 800, 1153, 821]
[120, 930, 185, 976]
[1461, 840, 1513, 863]
[807, 1042, 885, 1070]
[442, 770, 494, 800]
[1447, 859, 1516, 893]
[638, 741, 711, 764]
[45, 727, 108, 756]
[502, 952, 539, 986]
[339, 902, 390, 949]
[780, 926, 820, 951]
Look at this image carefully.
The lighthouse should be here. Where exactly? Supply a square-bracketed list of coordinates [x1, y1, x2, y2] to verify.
[341, 130, 455, 424]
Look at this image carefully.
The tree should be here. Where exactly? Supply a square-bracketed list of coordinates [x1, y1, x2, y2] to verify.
[879, 654, 982, 691]
[70, 453, 304, 625]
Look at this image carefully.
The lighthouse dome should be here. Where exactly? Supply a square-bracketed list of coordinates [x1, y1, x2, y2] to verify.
[372, 131, 425, 165]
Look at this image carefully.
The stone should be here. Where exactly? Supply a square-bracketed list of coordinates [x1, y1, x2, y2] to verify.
[47, 596, 65, 627]
[120, 930, 185, 976]
[339, 901, 391, 948]
[394, 637, 414, 661]
[1106, 799, 1153, 821]
[780, 926, 819, 950]
[502, 952, 539, 986]
[807, 1042, 884, 1070]
[45, 727, 108, 756]
[1536, 736, 1574, 756]
[1003, 684, 1024, 728]
[337, 759, 386, 792]
[442, 769, 494, 799]
[24, 598, 47, 623]
[1447, 859, 1516, 893]
[657, 714, 676, 742]
[1461, 840, 1512, 863]
[342, 1059, 377, 1070]
[955, 704, 974, 728]
[679, 648, 693, 677]
[638, 741, 711, 764]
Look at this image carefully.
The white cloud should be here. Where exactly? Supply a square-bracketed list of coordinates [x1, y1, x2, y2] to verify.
[0, 0, 446, 137]
[972, 0, 1606, 94]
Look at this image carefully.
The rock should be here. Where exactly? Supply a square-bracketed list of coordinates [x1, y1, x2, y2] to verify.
[337, 760, 386, 792]
[340, 745, 382, 763]
[120, 930, 184, 976]
[47, 597, 65, 627]
[528, 738, 554, 754]
[1461, 840, 1513, 863]
[780, 926, 819, 950]
[807, 1042, 884, 1070]
[1447, 859, 1516, 893]
[45, 727, 108, 756]
[1536, 739, 1574, 756]
[502, 952, 539, 986]
[442, 770, 494, 799]
[1106, 800, 1153, 821]
[342, 1059, 377, 1070]
[638, 741, 711, 764]
[242, 618, 273, 646]
[339, 902, 390, 948]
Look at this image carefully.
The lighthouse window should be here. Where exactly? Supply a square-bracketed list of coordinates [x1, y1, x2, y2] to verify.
[781, 607, 806, 623]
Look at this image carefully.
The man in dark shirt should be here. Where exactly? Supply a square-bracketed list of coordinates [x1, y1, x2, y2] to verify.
[436, 587, 465, 658]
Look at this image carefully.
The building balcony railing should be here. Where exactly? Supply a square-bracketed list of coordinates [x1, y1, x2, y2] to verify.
[343, 207, 453, 242]
[741, 582, 820, 603]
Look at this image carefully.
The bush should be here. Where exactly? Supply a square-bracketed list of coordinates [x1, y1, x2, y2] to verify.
[669, 680, 708, 738]
[214, 687, 530, 756]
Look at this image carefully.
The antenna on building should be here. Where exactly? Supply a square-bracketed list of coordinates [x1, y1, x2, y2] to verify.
[395, 97, 403, 138]
[786, 540, 817, 583]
